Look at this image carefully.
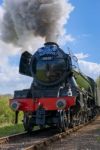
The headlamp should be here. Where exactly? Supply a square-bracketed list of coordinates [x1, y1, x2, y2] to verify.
[11, 101, 20, 111]
[56, 99, 66, 109]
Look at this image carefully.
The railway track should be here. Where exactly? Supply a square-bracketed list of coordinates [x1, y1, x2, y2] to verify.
[0, 117, 98, 150]
[0, 127, 57, 150]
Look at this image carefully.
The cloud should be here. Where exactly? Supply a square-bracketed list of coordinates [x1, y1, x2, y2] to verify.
[0, 0, 75, 94]
[0, 56, 32, 94]
[75, 53, 100, 79]
[65, 34, 75, 42]
[75, 52, 89, 60]
[0, 5, 4, 20]
[0, 40, 32, 94]
[1, 0, 74, 48]
[0, 4, 34, 94]
[1, 1, 98, 93]
[79, 60, 100, 79]
[58, 34, 75, 46]
[0, 70, 32, 95]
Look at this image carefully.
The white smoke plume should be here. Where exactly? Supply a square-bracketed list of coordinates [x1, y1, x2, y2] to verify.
[1, 0, 74, 50]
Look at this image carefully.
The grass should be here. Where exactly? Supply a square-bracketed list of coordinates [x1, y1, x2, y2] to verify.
[0, 96, 23, 125]
[0, 96, 39, 137]
[0, 123, 24, 138]
[0, 95, 24, 137]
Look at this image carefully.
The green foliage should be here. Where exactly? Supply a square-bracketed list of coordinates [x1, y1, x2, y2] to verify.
[0, 96, 23, 126]
[0, 124, 24, 137]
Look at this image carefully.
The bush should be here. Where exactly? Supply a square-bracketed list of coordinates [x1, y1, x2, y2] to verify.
[0, 96, 23, 126]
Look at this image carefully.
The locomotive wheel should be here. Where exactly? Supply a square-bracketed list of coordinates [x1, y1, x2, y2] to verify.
[81, 112, 87, 124]
[23, 113, 34, 133]
[84, 112, 89, 122]
[69, 115, 76, 128]
[58, 110, 68, 132]
[69, 112, 76, 128]
[78, 112, 83, 125]
[74, 113, 81, 126]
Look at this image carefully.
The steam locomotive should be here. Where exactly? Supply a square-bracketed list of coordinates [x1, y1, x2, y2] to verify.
[10, 42, 98, 132]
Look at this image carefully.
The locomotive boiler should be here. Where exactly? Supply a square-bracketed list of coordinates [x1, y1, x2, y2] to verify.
[10, 42, 97, 132]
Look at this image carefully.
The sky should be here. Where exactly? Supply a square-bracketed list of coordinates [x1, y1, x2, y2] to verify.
[0, 0, 100, 94]
[67, 0, 100, 63]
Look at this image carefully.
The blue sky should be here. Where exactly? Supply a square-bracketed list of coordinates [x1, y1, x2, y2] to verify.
[0, 0, 100, 94]
[0, 0, 2, 4]
[67, 0, 100, 63]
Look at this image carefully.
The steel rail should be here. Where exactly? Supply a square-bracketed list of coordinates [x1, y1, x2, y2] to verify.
[0, 126, 51, 144]
[24, 117, 97, 150]
[0, 132, 27, 145]
[0, 117, 98, 150]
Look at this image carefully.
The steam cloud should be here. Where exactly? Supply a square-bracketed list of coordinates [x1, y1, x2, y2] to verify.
[1, 0, 74, 49]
